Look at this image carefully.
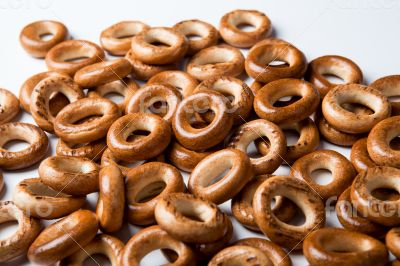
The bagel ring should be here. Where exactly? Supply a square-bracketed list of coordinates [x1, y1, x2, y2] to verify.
[155, 192, 228, 243]
[173, 19, 219, 55]
[386, 228, 400, 260]
[219, 9, 272, 48]
[126, 162, 185, 225]
[0, 88, 19, 125]
[54, 97, 120, 144]
[350, 138, 378, 173]
[187, 44, 245, 81]
[13, 178, 85, 219]
[107, 113, 171, 161]
[130, 27, 188, 64]
[209, 245, 272, 266]
[39, 156, 100, 196]
[96, 165, 125, 233]
[74, 58, 132, 88]
[228, 119, 286, 175]
[253, 175, 325, 249]
[125, 83, 182, 124]
[291, 149, 356, 202]
[0, 201, 41, 263]
[122, 225, 195, 266]
[322, 84, 391, 133]
[46, 40, 105, 75]
[305, 55, 363, 97]
[20, 20, 68, 58]
[148, 70, 199, 98]
[188, 148, 253, 204]
[173, 90, 233, 151]
[56, 138, 107, 161]
[254, 78, 319, 125]
[303, 228, 388, 266]
[30, 75, 85, 133]
[370, 75, 400, 116]
[100, 20, 150, 56]
[0, 122, 49, 170]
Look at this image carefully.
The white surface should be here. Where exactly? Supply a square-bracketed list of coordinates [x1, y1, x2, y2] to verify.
[0, 0, 399, 265]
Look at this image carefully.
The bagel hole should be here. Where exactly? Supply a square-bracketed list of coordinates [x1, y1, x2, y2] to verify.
[74, 115, 103, 125]
[27, 182, 66, 197]
[141, 250, 171, 266]
[341, 103, 374, 115]
[2, 140, 30, 152]
[149, 41, 170, 48]
[389, 95, 400, 103]
[136, 181, 166, 203]
[208, 168, 231, 186]
[236, 22, 256, 32]
[322, 74, 345, 84]
[390, 136, 400, 150]
[103, 92, 124, 104]
[118, 159, 145, 168]
[186, 34, 202, 41]
[49, 93, 70, 116]
[268, 60, 290, 68]
[284, 129, 300, 146]
[127, 130, 151, 142]
[174, 199, 211, 222]
[39, 33, 54, 41]
[117, 33, 135, 39]
[310, 169, 333, 185]
[82, 254, 111, 266]
[147, 100, 169, 116]
[273, 96, 300, 107]
[0, 220, 19, 240]
[371, 188, 400, 201]
[278, 201, 306, 226]
[247, 139, 266, 159]
[64, 56, 90, 63]
[189, 120, 209, 129]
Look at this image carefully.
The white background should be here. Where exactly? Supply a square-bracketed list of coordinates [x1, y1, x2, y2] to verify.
[0, 0, 400, 265]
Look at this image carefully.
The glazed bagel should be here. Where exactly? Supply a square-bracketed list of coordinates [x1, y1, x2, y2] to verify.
[386, 228, 400, 259]
[305, 55, 363, 97]
[173, 90, 233, 150]
[255, 118, 320, 164]
[234, 238, 292, 266]
[46, 40, 105, 75]
[122, 225, 195, 266]
[20, 20, 68, 58]
[231, 175, 297, 231]
[0, 88, 19, 125]
[74, 58, 132, 88]
[173, 19, 219, 55]
[367, 116, 400, 168]
[125, 49, 177, 81]
[336, 187, 388, 238]
[54, 97, 120, 144]
[228, 119, 286, 175]
[39, 156, 100, 196]
[100, 20, 150, 55]
[60, 234, 124, 266]
[209, 245, 272, 266]
[19, 71, 70, 113]
[0, 201, 41, 263]
[253, 176, 325, 249]
[350, 138, 378, 173]
[96, 165, 125, 233]
[194, 76, 254, 125]
[166, 140, 213, 172]
[291, 150, 356, 202]
[219, 9, 272, 48]
[245, 40, 307, 83]
[351, 167, 400, 226]
[148, 70, 199, 98]
[126, 162, 185, 225]
[188, 148, 253, 204]
[28, 210, 99, 265]
[254, 78, 319, 125]
[155, 193, 228, 243]
[370, 75, 400, 116]
[186, 45, 245, 81]
[0, 122, 49, 170]
[322, 84, 391, 133]
[13, 178, 85, 219]
[30, 75, 85, 133]
[56, 138, 107, 161]
[87, 77, 139, 113]
[107, 113, 171, 161]
[303, 228, 388, 266]
[130, 27, 188, 64]
[125, 83, 182, 123]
